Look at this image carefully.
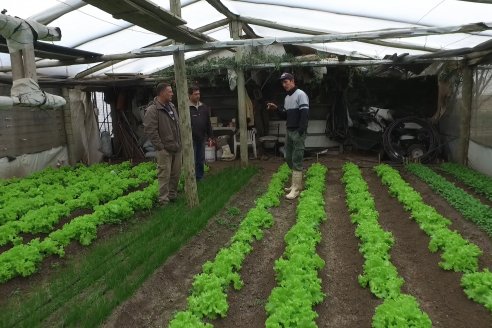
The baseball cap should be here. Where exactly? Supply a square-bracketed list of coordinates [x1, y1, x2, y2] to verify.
[279, 72, 294, 81]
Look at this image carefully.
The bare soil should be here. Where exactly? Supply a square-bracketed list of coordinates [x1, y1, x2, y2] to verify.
[316, 168, 379, 328]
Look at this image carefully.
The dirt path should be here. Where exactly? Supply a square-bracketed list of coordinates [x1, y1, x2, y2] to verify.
[102, 165, 277, 328]
[211, 191, 298, 327]
[365, 168, 492, 328]
[316, 168, 379, 328]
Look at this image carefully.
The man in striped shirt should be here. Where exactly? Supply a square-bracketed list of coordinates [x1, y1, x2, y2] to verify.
[267, 72, 309, 200]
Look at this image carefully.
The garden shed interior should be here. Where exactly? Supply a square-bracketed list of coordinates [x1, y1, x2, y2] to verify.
[0, 0, 492, 177]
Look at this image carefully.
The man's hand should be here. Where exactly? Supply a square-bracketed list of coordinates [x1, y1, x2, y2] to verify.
[266, 102, 278, 111]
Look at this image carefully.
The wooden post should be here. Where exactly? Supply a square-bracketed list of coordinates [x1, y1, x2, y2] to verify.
[9, 51, 24, 81]
[170, 0, 199, 207]
[458, 65, 473, 165]
[62, 88, 76, 165]
[231, 20, 248, 167]
[21, 44, 38, 82]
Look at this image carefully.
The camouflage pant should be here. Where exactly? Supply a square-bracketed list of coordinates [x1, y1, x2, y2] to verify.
[285, 129, 306, 171]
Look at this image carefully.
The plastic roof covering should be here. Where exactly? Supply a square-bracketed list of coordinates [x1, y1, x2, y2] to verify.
[1, 0, 492, 78]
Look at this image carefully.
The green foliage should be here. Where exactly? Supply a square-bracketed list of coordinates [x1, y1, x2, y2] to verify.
[169, 164, 290, 327]
[0, 162, 158, 283]
[265, 163, 327, 328]
[0, 166, 257, 327]
[372, 295, 432, 328]
[0, 161, 156, 248]
[375, 164, 482, 273]
[406, 163, 492, 237]
[225, 206, 241, 217]
[461, 269, 492, 313]
[168, 311, 213, 328]
[440, 162, 492, 201]
[342, 162, 430, 326]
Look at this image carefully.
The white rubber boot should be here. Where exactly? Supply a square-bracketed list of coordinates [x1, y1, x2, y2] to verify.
[284, 172, 293, 192]
[286, 170, 302, 200]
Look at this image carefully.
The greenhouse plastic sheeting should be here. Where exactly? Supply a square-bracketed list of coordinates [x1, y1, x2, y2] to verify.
[1, 0, 491, 78]
[0, 146, 68, 179]
[68, 89, 104, 164]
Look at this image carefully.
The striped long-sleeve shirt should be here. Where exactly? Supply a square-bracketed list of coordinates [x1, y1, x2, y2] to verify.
[281, 87, 309, 133]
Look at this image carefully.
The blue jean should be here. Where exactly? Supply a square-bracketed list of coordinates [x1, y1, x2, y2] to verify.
[193, 139, 205, 180]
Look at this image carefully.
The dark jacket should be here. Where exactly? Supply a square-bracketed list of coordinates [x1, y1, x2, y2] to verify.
[190, 101, 213, 141]
[143, 98, 181, 153]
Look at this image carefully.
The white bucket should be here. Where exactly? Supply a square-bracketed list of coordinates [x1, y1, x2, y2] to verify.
[205, 146, 216, 162]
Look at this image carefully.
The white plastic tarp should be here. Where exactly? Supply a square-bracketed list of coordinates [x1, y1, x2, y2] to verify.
[1, 0, 492, 77]
[0, 146, 68, 179]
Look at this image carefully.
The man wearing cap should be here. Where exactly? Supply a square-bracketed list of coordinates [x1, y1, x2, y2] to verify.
[267, 72, 309, 200]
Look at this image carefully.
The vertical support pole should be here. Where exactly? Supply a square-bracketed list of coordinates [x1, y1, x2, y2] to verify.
[21, 44, 38, 82]
[458, 65, 473, 166]
[231, 19, 248, 167]
[62, 88, 76, 165]
[9, 51, 24, 81]
[170, 0, 199, 207]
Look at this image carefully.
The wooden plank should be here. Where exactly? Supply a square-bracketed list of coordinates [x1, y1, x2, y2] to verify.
[239, 16, 440, 52]
[83, 0, 205, 44]
[75, 18, 229, 78]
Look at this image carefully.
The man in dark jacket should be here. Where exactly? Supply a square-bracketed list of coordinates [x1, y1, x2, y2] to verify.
[143, 82, 181, 205]
[189, 85, 213, 181]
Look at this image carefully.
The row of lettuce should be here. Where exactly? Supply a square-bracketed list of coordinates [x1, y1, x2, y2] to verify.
[407, 163, 492, 237]
[169, 161, 492, 328]
[377, 164, 492, 313]
[168, 164, 291, 327]
[169, 163, 329, 328]
[0, 162, 158, 283]
[343, 163, 432, 327]
[0, 162, 156, 247]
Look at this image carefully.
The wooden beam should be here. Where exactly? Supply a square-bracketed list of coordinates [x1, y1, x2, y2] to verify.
[21, 44, 38, 82]
[206, 0, 257, 38]
[457, 0, 492, 3]
[231, 20, 249, 167]
[170, 0, 199, 207]
[9, 51, 24, 81]
[458, 65, 473, 165]
[239, 16, 440, 53]
[2, 21, 489, 72]
[62, 88, 77, 165]
[74, 18, 229, 78]
[83, 0, 205, 44]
